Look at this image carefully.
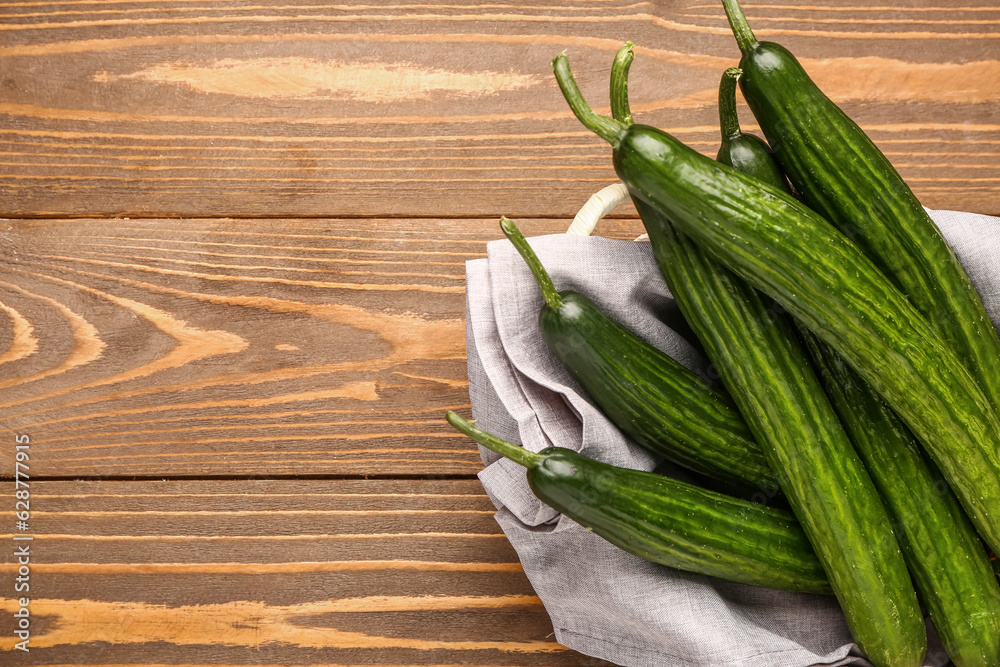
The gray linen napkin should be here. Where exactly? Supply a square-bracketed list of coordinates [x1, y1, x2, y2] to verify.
[466, 208, 1000, 667]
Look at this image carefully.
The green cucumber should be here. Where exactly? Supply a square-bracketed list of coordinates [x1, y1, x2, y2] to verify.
[710, 53, 1000, 667]
[498, 216, 779, 495]
[720, 0, 1000, 416]
[551, 51, 1000, 575]
[447, 411, 831, 594]
[802, 331, 1000, 667]
[605, 44, 924, 667]
[715, 67, 791, 194]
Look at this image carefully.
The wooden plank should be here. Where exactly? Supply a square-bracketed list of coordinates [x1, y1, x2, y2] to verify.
[0, 216, 646, 477]
[1, 0, 997, 218]
[0, 479, 615, 665]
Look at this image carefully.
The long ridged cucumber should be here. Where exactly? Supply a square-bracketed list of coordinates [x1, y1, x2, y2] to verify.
[715, 67, 792, 194]
[552, 47, 1000, 578]
[498, 216, 779, 495]
[447, 411, 831, 594]
[720, 0, 1000, 417]
[709, 58, 1000, 667]
[802, 331, 1000, 667]
[604, 44, 925, 667]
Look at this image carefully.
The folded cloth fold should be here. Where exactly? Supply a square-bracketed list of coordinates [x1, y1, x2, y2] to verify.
[465, 208, 1000, 667]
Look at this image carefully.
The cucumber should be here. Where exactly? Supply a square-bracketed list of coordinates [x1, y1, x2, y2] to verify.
[802, 331, 1000, 667]
[498, 216, 780, 496]
[720, 0, 1000, 416]
[551, 51, 1000, 575]
[604, 44, 925, 667]
[447, 411, 832, 594]
[709, 52, 1000, 667]
[715, 67, 792, 194]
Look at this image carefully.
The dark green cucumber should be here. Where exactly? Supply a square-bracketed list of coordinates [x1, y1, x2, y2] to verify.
[710, 55, 1000, 667]
[715, 67, 791, 194]
[446, 411, 831, 594]
[498, 216, 779, 495]
[552, 52, 1000, 570]
[720, 0, 1000, 416]
[801, 331, 1000, 667]
[605, 45, 924, 667]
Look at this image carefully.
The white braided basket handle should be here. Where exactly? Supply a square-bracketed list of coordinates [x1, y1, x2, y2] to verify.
[566, 182, 648, 241]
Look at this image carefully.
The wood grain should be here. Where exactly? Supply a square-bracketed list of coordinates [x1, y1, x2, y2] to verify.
[0, 479, 614, 665]
[0, 216, 645, 477]
[0, 0, 998, 218]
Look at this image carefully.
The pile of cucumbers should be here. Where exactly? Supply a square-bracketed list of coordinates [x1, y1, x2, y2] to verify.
[448, 2, 1000, 666]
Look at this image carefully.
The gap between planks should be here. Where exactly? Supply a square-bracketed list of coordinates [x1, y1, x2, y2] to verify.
[0, 214, 641, 221]
[0, 473, 483, 482]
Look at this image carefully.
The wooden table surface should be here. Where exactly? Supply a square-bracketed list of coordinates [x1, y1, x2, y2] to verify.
[1, 1, 997, 664]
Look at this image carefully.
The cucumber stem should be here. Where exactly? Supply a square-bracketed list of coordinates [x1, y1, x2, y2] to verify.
[719, 67, 744, 141]
[610, 42, 635, 126]
[499, 216, 564, 310]
[446, 411, 542, 468]
[721, 0, 759, 55]
[552, 52, 626, 146]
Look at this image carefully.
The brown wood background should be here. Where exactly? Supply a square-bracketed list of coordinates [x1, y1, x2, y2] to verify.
[1, 0, 997, 664]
